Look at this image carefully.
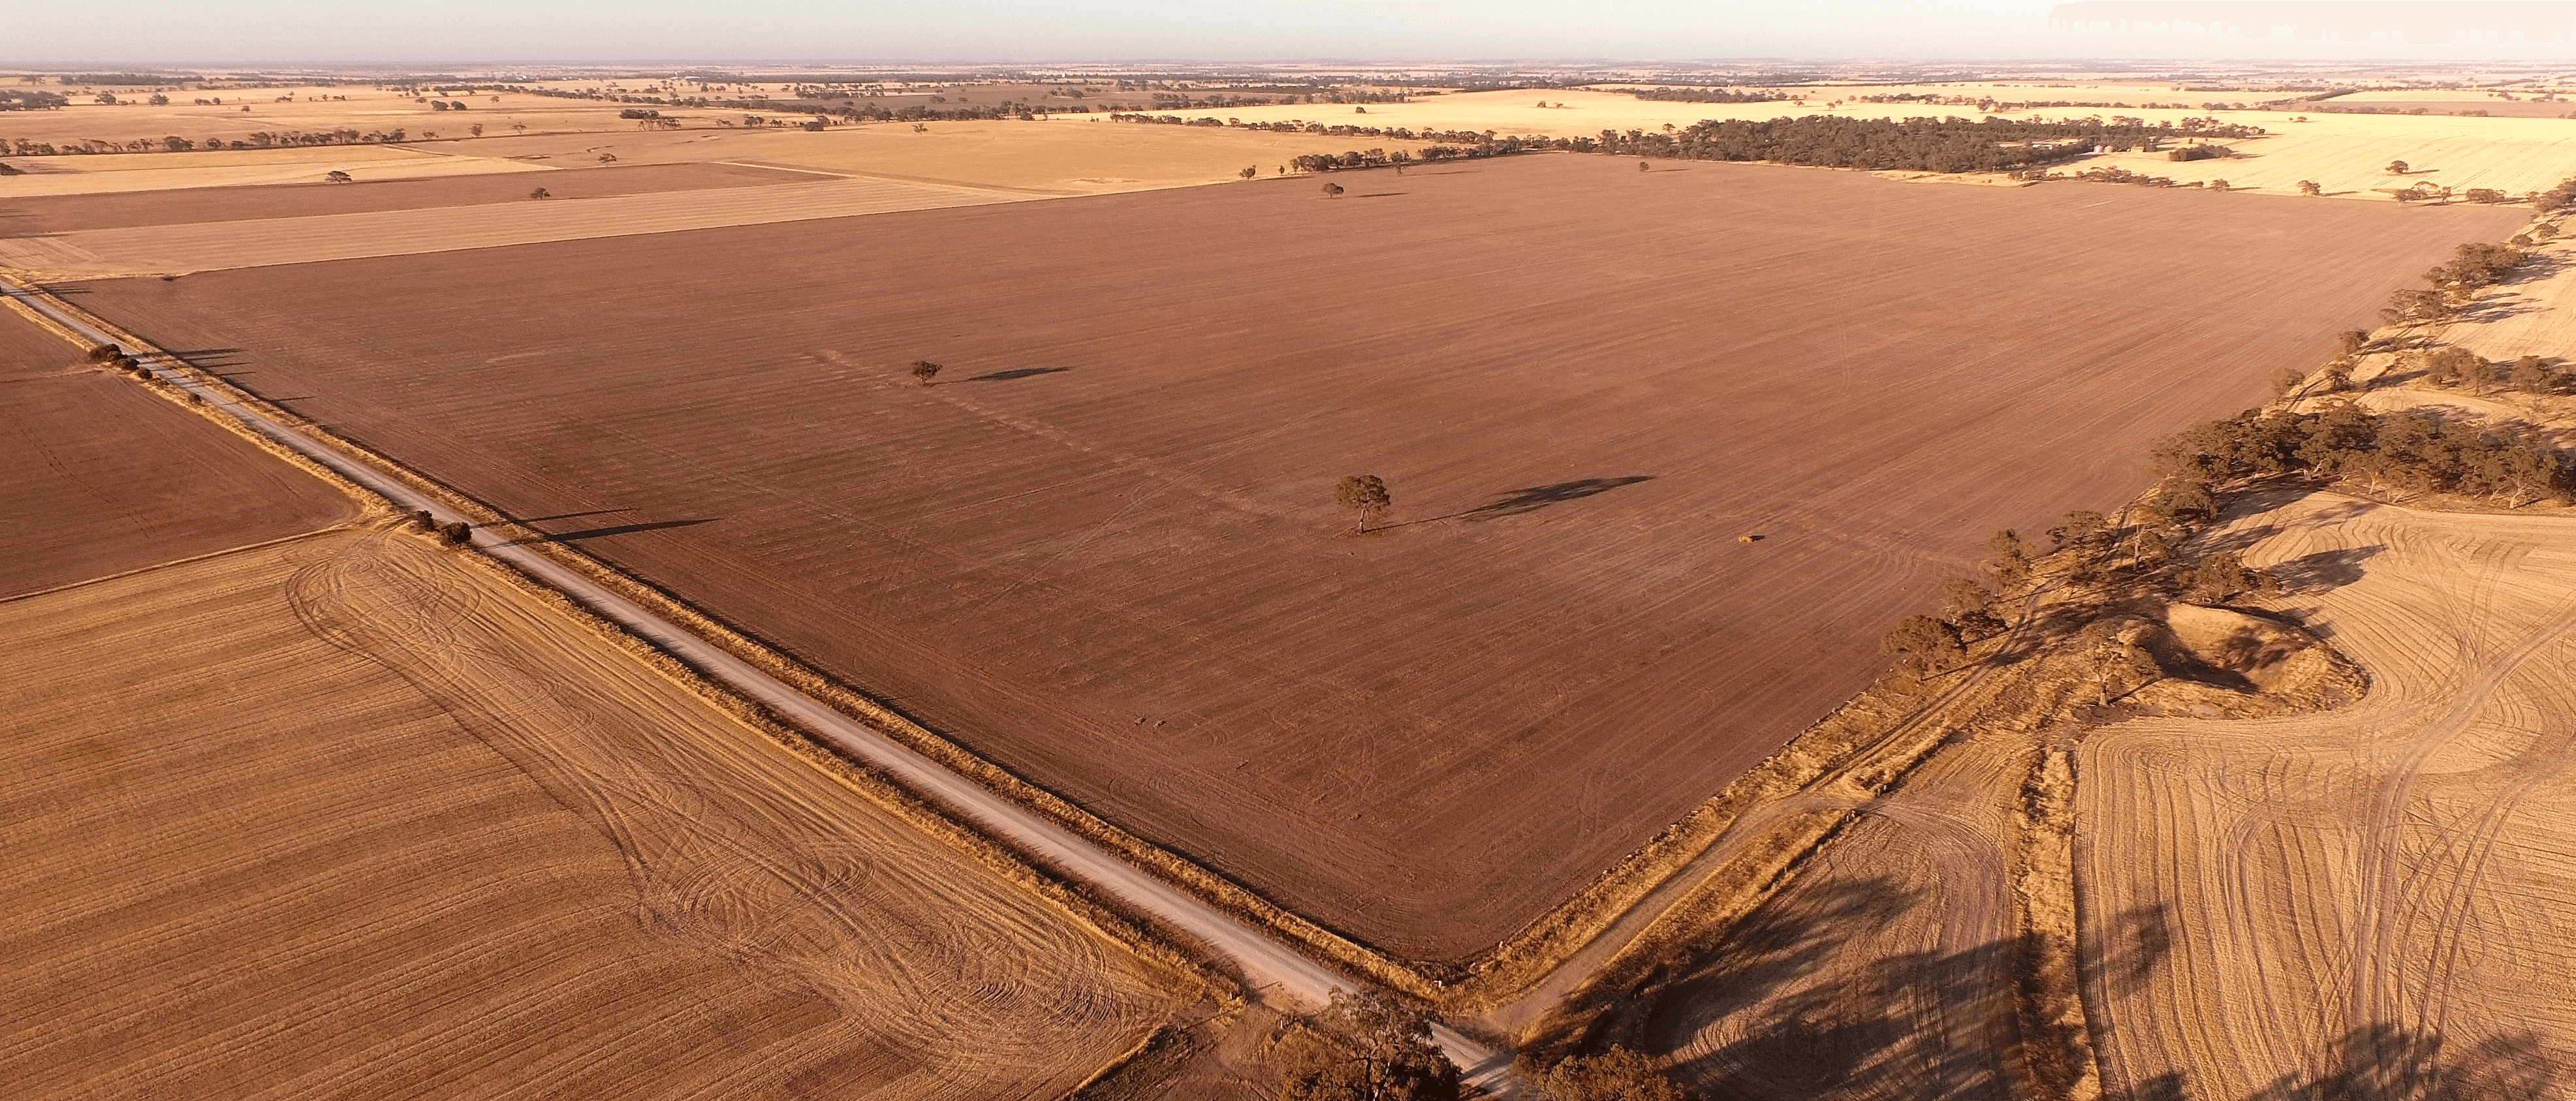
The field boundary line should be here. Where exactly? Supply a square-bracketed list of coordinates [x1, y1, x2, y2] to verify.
[0, 523, 355, 604]
[3, 283, 1447, 998]
[0, 277, 1513, 1086]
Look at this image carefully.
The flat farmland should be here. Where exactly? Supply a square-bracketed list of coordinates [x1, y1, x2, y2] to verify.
[75, 153, 2523, 961]
[0, 308, 352, 595]
[0, 527, 1182, 1098]
[0, 161, 808, 237]
[2079, 494, 2576, 1096]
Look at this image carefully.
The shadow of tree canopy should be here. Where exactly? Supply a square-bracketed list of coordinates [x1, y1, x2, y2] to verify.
[2237, 1023, 2562, 1101]
[960, 366, 1071, 382]
[1556, 871, 2027, 1101]
[1460, 476, 1654, 521]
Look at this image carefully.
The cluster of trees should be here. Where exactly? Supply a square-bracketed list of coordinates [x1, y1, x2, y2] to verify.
[2166, 144, 2231, 161]
[0, 89, 68, 110]
[426, 99, 470, 111]
[2378, 241, 2532, 327]
[1625, 87, 1787, 103]
[1558, 116, 2263, 174]
[2153, 403, 2571, 508]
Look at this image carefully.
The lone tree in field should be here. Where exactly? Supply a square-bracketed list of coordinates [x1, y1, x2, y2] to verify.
[1334, 474, 1392, 533]
[1272, 990, 1460, 1101]
[322, 170, 353, 183]
[1637, 159, 1650, 172]
[2387, 159, 2410, 175]
[909, 360, 941, 386]
[528, 187, 550, 199]
[2297, 179, 2323, 196]
[1239, 165, 1257, 180]
[1321, 180, 1345, 197]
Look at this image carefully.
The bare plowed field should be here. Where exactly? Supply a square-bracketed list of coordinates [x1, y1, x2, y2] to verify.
[0, 162, 806, 238]
[2078, 493, 2576, 1098]
[0, 175, 1015, 277]
[0, 528, 1179, 1098]
[75, 153, 2522, 960]
[0, 314, 352, 595]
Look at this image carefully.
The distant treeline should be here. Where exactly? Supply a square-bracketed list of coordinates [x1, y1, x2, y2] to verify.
[1624, 87, 1790, 103]
[53, 72, 196, 86]
[1129, 113, 2270, 176]
[1568, 116, 2264, 172]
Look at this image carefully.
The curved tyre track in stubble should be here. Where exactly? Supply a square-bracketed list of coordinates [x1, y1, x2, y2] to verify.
[283, 532, 1164, 1093]
[2079, 493, 2576, 1098]
[0, 281, 1513, 1088]
[1496, 590, 2047, 1035]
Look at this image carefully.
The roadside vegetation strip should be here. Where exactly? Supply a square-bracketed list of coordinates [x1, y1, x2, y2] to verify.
[0, 279, 1511, 1085]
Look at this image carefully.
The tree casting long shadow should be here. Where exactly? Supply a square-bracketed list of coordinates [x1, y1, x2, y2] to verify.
[1460, 476, 1654, 521]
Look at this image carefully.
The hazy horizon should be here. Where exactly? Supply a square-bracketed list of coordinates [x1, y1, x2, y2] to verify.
[20, 1, 2576, 68]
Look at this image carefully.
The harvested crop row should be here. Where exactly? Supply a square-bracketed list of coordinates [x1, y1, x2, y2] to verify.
[0, 528, 1182, 1098]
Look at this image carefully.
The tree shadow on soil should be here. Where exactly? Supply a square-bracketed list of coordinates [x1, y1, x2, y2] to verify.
[1460, 476, 1654, 521]
[1560, 873, 2079, 1101]
[501, 516, 716, 546]
[960, 366, 1071, 382]
[2267, 545, 2383, 596]
[2229, 1023, 2562, 1101]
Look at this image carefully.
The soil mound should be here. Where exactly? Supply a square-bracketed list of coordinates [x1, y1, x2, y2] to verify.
[2133, 603, 2364, 717]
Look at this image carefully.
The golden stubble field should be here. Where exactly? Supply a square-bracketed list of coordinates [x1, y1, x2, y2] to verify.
[2077, 492, 2576, 1098]
[1188, 87, 2576, 202]
[0, 525, 1186, 1098]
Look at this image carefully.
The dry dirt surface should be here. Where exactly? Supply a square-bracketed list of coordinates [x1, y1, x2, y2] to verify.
[0, 311, 352, 595]
[0, 527, 1181, 1098]
[74, 153, 2522, 961]
[2079, 491, 2576, 1098]
[0, 161, 809, 237]
[1619, 737, 2028, 1100]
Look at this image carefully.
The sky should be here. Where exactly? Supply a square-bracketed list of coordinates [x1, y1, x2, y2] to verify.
[16, 1, 2576, 65]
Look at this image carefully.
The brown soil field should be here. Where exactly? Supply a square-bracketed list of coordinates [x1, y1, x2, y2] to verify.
[2079, 492, 2576, 1098]
[72, 153, 2522, 962]
[0, 527, 1183, 1098]
[0, 161, 808, 236]
[0, 175, 1014, 277]
[0, 312, 353, 595]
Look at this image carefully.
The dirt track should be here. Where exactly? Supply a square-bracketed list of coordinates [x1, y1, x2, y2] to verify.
[71, 153, 2522, 960]
[0, 527, 1184, 1099]
[2079, 492, 2576, 1097]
